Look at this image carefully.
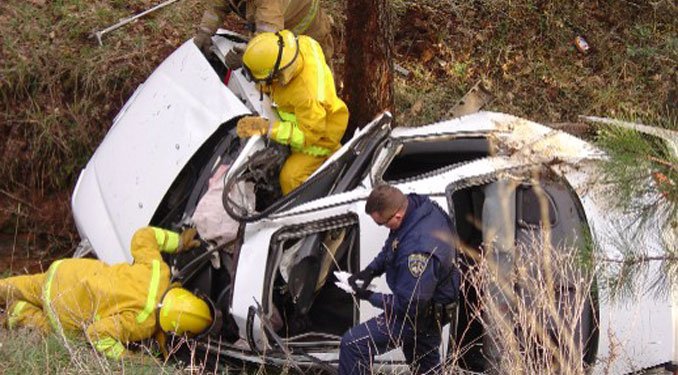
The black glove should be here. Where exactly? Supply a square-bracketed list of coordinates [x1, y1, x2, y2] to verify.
[349, 268, 375, 300]
[353, 286, 373, 300]
[194, 29, 214, 56]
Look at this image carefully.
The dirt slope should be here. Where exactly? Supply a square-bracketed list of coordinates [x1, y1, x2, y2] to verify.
[0, 0, 675, 269]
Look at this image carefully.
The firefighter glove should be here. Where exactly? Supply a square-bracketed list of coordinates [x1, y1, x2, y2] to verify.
[224, 46, 244, 69]
[194, 29, 213, 55]
[236, 116, 269, 138]
[178, 227, 200, 252]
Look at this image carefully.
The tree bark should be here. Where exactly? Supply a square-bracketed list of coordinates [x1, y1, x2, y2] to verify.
[342, 0, 394, 139]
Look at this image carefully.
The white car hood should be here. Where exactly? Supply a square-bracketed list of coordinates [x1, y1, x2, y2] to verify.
[71, 40, 249, 264]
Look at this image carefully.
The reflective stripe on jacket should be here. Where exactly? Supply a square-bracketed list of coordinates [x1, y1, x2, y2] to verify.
[7, 301, 27, 328]
[289, 0, 318, 35]
[271, 109, 332, 156]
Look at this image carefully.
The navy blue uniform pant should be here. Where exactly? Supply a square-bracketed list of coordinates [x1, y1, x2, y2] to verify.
[338, 313, 442, 374]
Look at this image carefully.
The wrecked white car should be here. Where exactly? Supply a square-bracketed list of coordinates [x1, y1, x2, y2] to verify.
[70, 33, 677, 374]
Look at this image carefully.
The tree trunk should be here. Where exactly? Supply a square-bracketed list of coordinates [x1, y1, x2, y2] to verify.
[342, 0, 394, 140]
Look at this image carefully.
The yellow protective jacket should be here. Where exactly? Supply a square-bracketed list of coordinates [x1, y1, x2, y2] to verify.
[199, 0, 334, 59]
[267, 35, 348, 157]
[0, 227, 179, 359]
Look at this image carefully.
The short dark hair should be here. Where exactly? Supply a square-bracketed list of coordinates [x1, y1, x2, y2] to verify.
[365, 184, 406, 215]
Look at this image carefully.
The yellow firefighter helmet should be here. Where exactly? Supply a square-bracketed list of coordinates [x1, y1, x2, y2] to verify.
[158, 287, 213, 336]
[242, 30, 299, 84]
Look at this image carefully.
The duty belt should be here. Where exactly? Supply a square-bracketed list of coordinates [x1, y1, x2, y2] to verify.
[433, 301, 457, 327]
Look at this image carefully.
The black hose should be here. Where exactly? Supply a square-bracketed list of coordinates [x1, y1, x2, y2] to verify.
[170, 242, 228, 284]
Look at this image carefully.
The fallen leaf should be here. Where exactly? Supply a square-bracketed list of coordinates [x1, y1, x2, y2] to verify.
[420, 48, 435, 63]
[413, 18, 427, 33]
[410, 100, 424, 115]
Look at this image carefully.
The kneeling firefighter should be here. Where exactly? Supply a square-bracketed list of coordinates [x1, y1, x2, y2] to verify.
[0, 227, 214, 360]
[236, 29, 348, 195]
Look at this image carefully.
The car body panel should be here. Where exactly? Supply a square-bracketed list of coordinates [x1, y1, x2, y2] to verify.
[571, 164, 677, 372]
[71, 35, 677, 373]
[71, 40, 250, 264]
[226, 111, 674, 372]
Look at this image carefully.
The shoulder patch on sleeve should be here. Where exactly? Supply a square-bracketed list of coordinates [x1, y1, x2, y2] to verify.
[407, 253, 429, 278]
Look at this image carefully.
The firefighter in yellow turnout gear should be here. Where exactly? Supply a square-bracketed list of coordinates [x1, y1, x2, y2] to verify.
[195, 0, 335, 63]
[237, 30, 348, 195]
[0, 227, 213, 360]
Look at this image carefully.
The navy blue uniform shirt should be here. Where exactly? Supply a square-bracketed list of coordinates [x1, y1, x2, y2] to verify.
[365, 194, 460, 323]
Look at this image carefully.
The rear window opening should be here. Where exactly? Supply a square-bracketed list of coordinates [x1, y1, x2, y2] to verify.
[382, 137, 491, 182]
[517, 183, 558, 228]
[447, 172, 598, 372]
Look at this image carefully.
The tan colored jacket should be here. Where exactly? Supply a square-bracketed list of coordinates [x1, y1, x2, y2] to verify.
[199, 0, 334, 59]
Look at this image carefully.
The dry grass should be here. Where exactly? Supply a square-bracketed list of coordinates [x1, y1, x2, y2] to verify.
[0, 0, 676, 371]
[0, 0, 204, 247]
[459, 237, 596, 374]
[438, 175, 597, 374]
[1, 0, 675, 254]
[0, 327, 181, 374]
[390, 0, 677, 127]
[0, 0, 201, 189]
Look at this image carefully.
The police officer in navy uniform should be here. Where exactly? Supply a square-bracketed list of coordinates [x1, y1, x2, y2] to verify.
[338, 184, 460, 375]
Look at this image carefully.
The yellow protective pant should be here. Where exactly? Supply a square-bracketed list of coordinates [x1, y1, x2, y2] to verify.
[7, 300, 51, 332]
[0, 273, 50, 332]
[280, 151, 328, 195]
